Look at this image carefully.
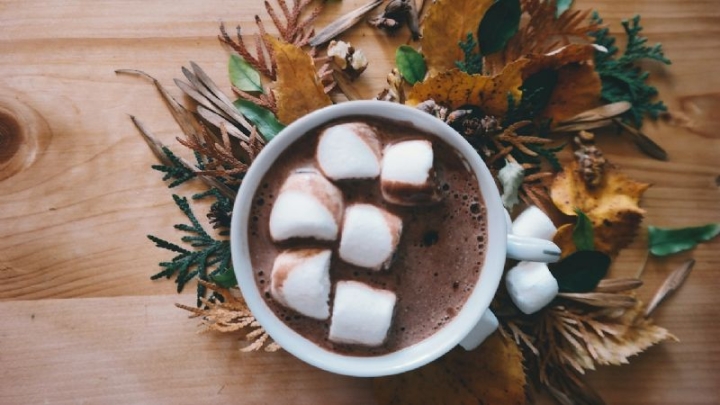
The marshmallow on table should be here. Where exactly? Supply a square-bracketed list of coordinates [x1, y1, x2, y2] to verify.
[380, 139, 441, 206]
[459, 309, 499, 351]
[270, 248, 332, 320]
[329, 280, 397, 347]
[269, 169, 344, 242]
[338, 204, 403, 270]
[316, 122, 382, 181]
[505, 261, 559, 315]
[511, 205, 557, 240]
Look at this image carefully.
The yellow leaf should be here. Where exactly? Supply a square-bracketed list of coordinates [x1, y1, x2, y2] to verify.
[551, 161, 650, 256]
[406, 59, 528, 116]
[420, 0, 494, 76]
[373, 333, 526, 405]
[269, 36, 332, 124]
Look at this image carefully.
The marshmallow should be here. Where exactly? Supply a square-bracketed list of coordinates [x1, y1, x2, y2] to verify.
[316, 123, 381, 180]
[270, 249, 332, 320]
[269, 169, 344, 242]
[338, 204, 402, 270]
[329, 280, 397, 346]
[505, 261, 559, 315]
[380, 139, 441, 206]
[511, 206, 557, 240]
[459, 309, 499, 351]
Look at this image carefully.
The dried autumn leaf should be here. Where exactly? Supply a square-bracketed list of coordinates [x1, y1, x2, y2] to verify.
[520, 44, 601, 123]
[406, 58, 528, 116]
[551, 161, 650, 256]
[176, 281, 280, 352]
[582, 303, 677, 366]
[269, 36, 332, 124]
[544, 63, 602, 124]
[420, 0, 494, 75]
[373, 333, 525, 405]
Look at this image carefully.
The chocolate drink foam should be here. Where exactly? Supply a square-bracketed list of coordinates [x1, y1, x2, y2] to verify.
[246, 116, 488, 356]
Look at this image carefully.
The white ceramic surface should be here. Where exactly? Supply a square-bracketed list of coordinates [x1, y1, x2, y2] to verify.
[231, 101, 509, 377]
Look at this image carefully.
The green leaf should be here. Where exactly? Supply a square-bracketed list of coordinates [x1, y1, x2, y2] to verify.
[572, 209, 594, 251]
[233, 99, 285, 142]
[229, 54, 263, 93]
[549, 250, 611, 293]
[395, 45, 427, 85]
[648, 223, 720, 256]
[555, 0, 573, 18]
[477, 0, 521, 56]
[519, 68, 558, 117]
[210, 266, 238, 288]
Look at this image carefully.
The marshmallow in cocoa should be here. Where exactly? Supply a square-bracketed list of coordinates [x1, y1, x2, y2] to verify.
[338, 203, 402, 270]
[316, 122, 382, 181]
[328, 280, 397, 347]
[269, 169, 344, 242]
[380, 139, 441, 205]
[270, 248, 332, 320]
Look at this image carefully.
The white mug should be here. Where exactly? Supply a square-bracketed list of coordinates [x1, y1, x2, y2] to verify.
[230, 100, 559, 377]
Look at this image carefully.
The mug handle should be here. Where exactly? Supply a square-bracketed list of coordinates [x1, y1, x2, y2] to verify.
[503, 209, 561, 263]
[507, 234, 561, 263]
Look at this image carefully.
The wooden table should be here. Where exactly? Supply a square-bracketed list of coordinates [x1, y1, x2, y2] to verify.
[1, 1, 718, 404]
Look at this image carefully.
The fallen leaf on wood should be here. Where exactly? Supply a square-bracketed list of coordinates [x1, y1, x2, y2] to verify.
[270, 36, 332, 124]
[373, 333, 525, 405]
[420, 0, 494, 75]
[551, 161, 650, 256]
[645, 259, 695, 317]
[406, 58, 528, 116]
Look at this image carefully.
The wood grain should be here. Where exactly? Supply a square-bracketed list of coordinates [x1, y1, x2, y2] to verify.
[0, 0, 719, 404]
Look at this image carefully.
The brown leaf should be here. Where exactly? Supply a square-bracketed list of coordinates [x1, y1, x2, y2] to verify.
[420, 0, 494, 76]
[270, 36, 332, 124]
[559, 102, 633, 125]
[645, 259, 695, 317]
[583, 304, 677, 366]
[551, 161, 650, 256]
[373, 333, 525, 405]
[558, 292, 638, 309]
[544, 63, 602, 124]
[406, 58, 528, 116]
[485, 0, 598, 73]
[594, 278, 643, 293]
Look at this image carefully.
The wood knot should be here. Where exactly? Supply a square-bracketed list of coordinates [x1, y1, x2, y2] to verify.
[0, 94, 51, 181]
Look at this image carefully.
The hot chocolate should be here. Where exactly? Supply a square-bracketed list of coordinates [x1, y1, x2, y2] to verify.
[246, 116, 487, 356]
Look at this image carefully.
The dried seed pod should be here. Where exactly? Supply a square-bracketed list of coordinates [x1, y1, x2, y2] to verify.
[573, 130, 606, 188]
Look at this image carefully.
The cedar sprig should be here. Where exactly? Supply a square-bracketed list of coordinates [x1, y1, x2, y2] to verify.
[220, 19, 276, 80]
[149, 194, 232, 305]
[264, 0, 322, 47]
[151, 146, 198, 188]
[176, 280, 280, 352]
[219, 0, 323, 81]
[590, 13, 671, 127]
[456, 33, 483, 75]
[177, 124, 249, 187]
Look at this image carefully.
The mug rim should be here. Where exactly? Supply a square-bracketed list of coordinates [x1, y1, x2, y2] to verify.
[230, 100, 507, 377]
